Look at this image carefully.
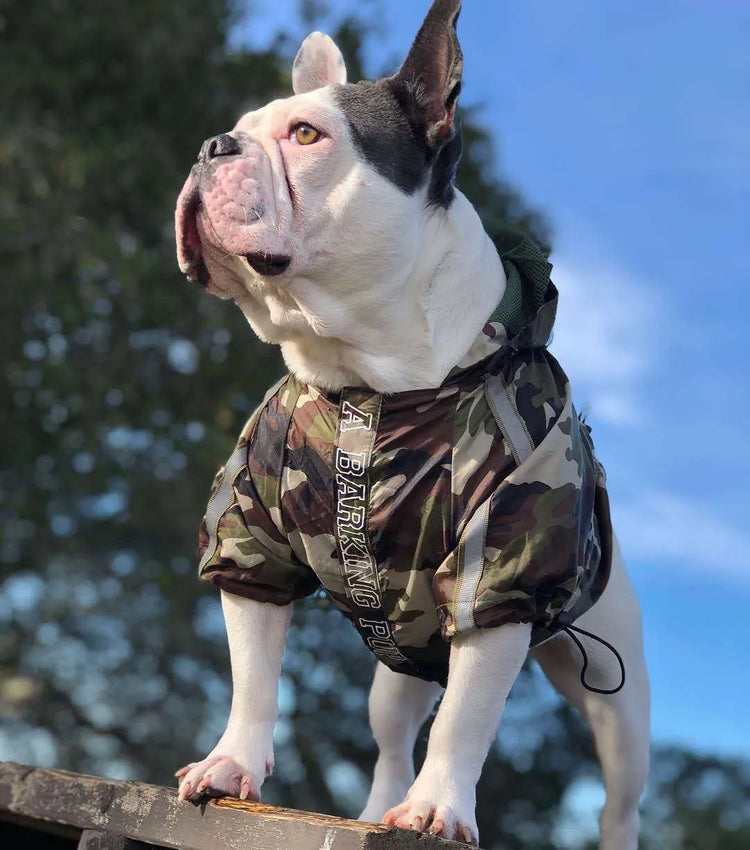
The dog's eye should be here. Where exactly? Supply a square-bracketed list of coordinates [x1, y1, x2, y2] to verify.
[292, 124, 322, 145]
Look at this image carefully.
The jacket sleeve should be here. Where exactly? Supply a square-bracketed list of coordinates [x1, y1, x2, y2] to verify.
[432, 373, 610, 640]
[197, 393, 321, 605]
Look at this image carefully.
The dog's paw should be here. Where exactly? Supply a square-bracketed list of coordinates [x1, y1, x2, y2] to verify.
[176, 724, 274, 804]
[383, 797, 478, 846]
[176, 753, 269, 803]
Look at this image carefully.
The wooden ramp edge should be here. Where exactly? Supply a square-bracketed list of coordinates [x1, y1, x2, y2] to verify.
[0, 762, 481, 850]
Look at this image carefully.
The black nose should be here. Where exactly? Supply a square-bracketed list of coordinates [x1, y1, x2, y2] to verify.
[199, 133, 241, 162]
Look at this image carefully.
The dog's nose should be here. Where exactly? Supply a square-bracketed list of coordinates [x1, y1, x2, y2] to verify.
[199, 134, 241, 162]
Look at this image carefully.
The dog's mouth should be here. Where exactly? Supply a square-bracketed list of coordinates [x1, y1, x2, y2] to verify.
[245, 254, 292, 277]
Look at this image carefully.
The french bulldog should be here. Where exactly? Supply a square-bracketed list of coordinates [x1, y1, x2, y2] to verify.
[173, 1, 650, 847]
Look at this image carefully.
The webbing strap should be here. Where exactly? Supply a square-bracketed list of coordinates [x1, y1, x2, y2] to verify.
[452, 498, 491, 634]
[333, 389, 413, 672]
[451, 375, 537, 635]
[484, 374, 535, 466]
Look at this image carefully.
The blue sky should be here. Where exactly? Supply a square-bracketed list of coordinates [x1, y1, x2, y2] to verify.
[240, 0, 750, 762]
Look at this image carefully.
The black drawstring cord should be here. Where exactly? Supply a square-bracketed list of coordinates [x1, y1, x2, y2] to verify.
[562, 623, 626, 696]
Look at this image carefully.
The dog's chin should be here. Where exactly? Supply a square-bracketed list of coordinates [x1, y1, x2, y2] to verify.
[245, 253, 292, 277]
[194, 249, 295, 300]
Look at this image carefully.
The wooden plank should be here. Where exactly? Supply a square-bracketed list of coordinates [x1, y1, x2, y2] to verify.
[0, 763, 479, 850]
[78, 829, 154, 849]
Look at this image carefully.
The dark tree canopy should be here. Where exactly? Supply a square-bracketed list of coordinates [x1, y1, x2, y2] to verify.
[0, 2, 746, 848]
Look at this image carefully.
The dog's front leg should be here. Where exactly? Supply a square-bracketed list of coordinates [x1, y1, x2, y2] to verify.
[176, 591, 291, 802]
[384, 622, 531, 845]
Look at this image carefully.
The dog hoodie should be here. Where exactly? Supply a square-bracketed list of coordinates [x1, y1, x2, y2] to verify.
[196, 232, 612, 685]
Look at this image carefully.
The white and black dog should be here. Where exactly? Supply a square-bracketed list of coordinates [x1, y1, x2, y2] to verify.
[174, 1, 650, 847]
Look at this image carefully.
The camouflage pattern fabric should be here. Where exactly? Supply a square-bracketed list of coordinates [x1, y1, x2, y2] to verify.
[197, 245, 612, 685]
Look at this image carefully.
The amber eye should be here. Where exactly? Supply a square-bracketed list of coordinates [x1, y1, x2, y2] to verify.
[293, 124, 321, 145]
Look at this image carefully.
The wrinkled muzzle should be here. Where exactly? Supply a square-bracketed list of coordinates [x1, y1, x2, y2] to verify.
[175, 138, 292, 289]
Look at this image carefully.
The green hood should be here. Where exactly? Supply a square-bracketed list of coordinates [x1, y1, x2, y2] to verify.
[490, 228, 557, 349]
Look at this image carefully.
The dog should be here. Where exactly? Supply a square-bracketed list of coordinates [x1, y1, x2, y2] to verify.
[173, 1, 650, 847]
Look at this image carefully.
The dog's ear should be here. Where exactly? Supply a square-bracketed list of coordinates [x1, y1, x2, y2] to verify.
[391, 0, 463, 150]
[292, 32, 347, 95]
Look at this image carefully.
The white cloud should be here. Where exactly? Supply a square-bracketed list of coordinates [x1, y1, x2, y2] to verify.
[614, 490, 750, 585]
[545, 249, 750, 586]
[548, 255, 659, 427]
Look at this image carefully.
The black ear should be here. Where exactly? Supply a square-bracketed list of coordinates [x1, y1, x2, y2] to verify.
[390, 0, 463, 151]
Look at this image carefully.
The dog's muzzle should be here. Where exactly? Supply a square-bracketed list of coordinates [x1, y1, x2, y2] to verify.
[176, 132, 294, 288]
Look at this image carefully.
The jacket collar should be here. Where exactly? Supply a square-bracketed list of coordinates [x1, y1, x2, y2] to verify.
[450, 229, 557, 376]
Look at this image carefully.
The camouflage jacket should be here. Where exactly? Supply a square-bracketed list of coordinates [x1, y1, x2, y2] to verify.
[197, 236, 612, 685]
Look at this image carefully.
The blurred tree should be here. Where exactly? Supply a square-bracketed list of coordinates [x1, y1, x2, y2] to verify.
[0, 0, 288, 783]
[639, 748, 750, 850]
[0, 1, 746, 849]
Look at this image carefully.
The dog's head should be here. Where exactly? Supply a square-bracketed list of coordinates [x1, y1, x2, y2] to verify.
[175, 0, 465, 345]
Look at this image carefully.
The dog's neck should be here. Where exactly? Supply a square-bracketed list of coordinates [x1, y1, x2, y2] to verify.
[235, 191, 506, 393]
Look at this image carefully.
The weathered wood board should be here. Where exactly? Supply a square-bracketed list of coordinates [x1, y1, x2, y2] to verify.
[0, 763, 481, 850]
[77, 828, 154, 849]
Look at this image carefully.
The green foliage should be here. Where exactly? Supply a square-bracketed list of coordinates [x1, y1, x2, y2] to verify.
[640, 748, 750, 850]
[0, 2, 747, 848]
[1, 0, 287, 782]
